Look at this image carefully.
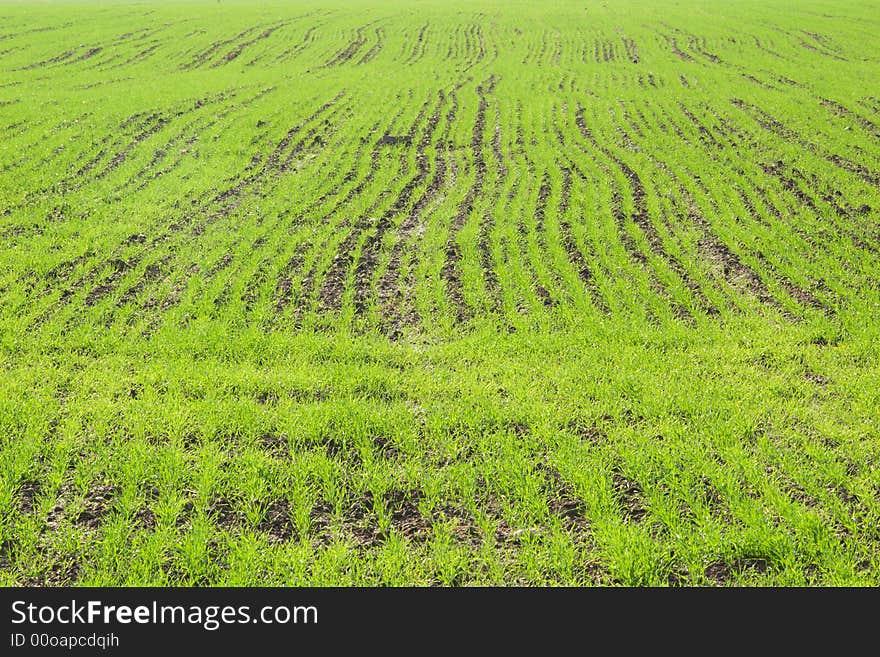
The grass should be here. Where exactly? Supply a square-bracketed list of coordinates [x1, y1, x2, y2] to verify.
[0, 0, 878, 586]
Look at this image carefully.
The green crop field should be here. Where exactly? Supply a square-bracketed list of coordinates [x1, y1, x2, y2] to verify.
[0, 0, 878, 587]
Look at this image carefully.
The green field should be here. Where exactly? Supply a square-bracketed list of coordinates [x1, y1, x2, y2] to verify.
[1, 0, 879, 586]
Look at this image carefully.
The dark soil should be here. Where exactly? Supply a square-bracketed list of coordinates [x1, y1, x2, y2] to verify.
[357, 27, 384, 65]
[323, 28, 367, 67]
[258, 499, 296, 543]
[612, 469, 648, 523]
[705, 556, 770, 584]
[405, 23, 429, 65]
[442, 76, 497, 323]
[622, 36, 640, 63]
[18, 479, 41, 514]
[213, 23, 285, 67]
